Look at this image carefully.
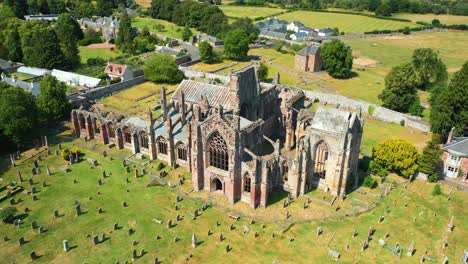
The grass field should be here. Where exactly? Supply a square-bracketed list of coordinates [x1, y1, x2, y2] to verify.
[132, 17, 194, 40]
[393, 13, 468, 25]
[98, 82, 178, 117]
[276, 11, 417, 33]
[79, 47, 122, 64]
[0, 134, 466, 263]
[220, 6, 286, 19]
[135, 0, 151, 8]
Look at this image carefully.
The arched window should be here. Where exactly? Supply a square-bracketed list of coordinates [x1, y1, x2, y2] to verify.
[177, 143, 187, 161]
[243, 173, 251, 193]
[282, 161, 289, 182]
[208, 132, 228, 171]
[107, 122, 115, 138]
[123, 127, 132, 143]
[157, 137, 167, 155]
[139, 131, 149, 149]
[95, 119, 101, 133]
[314, 141, 328, 179]
[79, 114, 86, 130]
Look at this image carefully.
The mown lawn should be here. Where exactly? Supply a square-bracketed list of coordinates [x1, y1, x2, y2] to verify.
[132, 17, 195, 40]
[277, 10, 417, 33]
[393, 13, 468, 25]
[220, 6, 286, 19]
[79, 47, 122, 64]
[0, 134, 466, 263]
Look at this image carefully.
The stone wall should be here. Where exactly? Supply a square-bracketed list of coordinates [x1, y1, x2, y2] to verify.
[303, 90, 430, 132]
[69, 76, 146, 101]
[179, 67, 230, 84]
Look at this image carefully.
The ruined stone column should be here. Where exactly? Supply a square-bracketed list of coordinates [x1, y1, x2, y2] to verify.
[161, 87, 167, 120]
[166, 116, 176, 168]
[85, 115, 94, 139]
[100, 124, 108, 145]
[131, 133, 139, 154]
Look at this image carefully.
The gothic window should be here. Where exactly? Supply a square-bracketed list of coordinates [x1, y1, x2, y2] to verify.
[244, 173, 251, 193]
[79, 114, 86, 130]
[282, 161, 288, 182]
[208, 132, 228, 171]
[177, 143, 187, 161]
[139, 131, 149, 149]
[314, 141, 328, 179]
[157, 137, 167, 155]
[123, 127, 132, 143]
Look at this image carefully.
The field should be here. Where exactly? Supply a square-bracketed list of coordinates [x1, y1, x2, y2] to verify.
[135, 0, 151, 8]
[219, 6, 286, 19]
[132, 17, 194, 40]
[277, 11, 417, 33]
[98, 82, 178, 117]
[1, 134, 466, 263]
[79, 46, 122, 64]
[393, 13, 468, 25]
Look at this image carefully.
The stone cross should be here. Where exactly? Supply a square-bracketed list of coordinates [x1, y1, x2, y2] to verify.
[63, 240, 70, 252]
[192, 233, 197, 248]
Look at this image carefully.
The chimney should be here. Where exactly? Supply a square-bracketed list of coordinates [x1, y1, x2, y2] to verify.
[447, 127, 456, 144]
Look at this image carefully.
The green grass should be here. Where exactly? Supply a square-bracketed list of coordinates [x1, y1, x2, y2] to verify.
[393, 13, 468, 25]
[0, 135, 466, 263]
[276, 10, 417, 33]
[132, 17, 195, 40]
[79, 47, 122, 64]
[219, 6, 286, 19]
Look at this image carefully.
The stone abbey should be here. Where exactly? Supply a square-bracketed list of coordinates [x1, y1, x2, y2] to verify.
[71, 65, 363, 208]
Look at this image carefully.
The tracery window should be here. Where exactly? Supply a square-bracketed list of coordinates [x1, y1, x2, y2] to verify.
[177, 143, 187, 161]
[139, 131, 149, 149]
[244, 173, 251, 193]
[314, 141, 328, 179]
[157, 137, 167, 155]
[123, 127, 132, 143]
[208, 132, 228, 171]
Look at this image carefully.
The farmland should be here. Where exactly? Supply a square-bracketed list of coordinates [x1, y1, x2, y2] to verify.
[220, 6, 286, 19]
[393, 13, 468, 25]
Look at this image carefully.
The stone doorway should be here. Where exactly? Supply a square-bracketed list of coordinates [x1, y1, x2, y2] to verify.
[211, 178, 223, 192]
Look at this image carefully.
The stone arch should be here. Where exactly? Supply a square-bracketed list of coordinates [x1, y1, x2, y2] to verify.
[94, 118, 101, 133]
[313, 140, 329, 179]
[243, 172, 252, 193]
[156, 136, 167, 155]
[176, 142, 187, 161]
[78, 113, 86, 130]
[139, 130, 149, 149]
[210, 176, 223, 192]
[107, 121, 115, 138]
[123, 126, 132, 143]
[207, 131, 228, 171]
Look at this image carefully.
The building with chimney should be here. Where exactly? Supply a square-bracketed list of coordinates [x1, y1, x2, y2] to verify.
[441, 128, 468, 181]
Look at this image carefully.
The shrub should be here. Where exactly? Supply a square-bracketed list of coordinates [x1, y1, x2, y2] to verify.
[0, 207, 18, 224]
[110, 77, 122, 84]
[372, 139, 419, 178]
[70, 147, 80, 154]
[369, 160, 387, 177]
[363, 176, 378, 189]
[400, 120, 405, 126]
[432, 184, 442, 195]
[61, 149, 71, 161]
[428, 174, 439, 182]
[368, 105, 375, 115]
[156, 163, 165, 171]
[402, 27, 410, 35]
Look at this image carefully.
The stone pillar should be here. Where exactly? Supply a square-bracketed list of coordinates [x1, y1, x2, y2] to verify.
[116, 128, 124, 149]
[85, 115, 94, 139]
[71, 111, 80, 137]
[192, 125, 204, 191]
[131, 133, 139, 154]
[166, 117, 176, 168]
[161, 87, 167, 120]
[228, 72, 240, 114]
[100, 124, 108, 145]
[180, 91, 186, 125]
[260, 182, 268, 208]
[186, 121, 192, 172]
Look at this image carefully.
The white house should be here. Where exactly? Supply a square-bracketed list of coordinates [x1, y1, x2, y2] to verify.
[286, 21, 305, 33]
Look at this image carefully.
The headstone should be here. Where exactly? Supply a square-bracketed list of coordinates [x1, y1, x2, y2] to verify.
[446, 216, 454, 232]
[226, 244, 230, 253]
[31, 187, 36, 194]
[140, 249, 144, 257]
[75, 204, 81, 216]
[38, 226, 44, 234]
[98, 208, 103, 214]
[102, 151, 107, 157]
[442, 256, 448, 264]
[102, 171, 106, 178]
[154, 257, 159, 264]
[9, 198, 15, 205]
[243, 225, 249, 233]
[55, 150, 59, 156]
[28, 178, 33, 186]
[192, 233, 197, 248]
[134, 169, 139, 178]
[3, 236, 8, 242]
[63, 240, 70, 252]
[93, 235, 99, 245]
[122, 160, 126, 167]
[442, 237, 448, 248]
[122, 201, 127, 207]
[167, 219, 172, 228]
[73, 179, 77, 184]
[316, 227, 322, 237]
[176, 214, 182, 221]
[407, 241, 415, 256]
[98, 179, 102, 186]
[328, 249, 341, 259]
[208, 229, 212, 236]
[87, 158, 98, 166]
[127, 229, 133, 235]
[173, 236, 179, 243]
[34, 160, 38, 168]
[31, 220, 38, 230]
[18, 237, 25, 246]
[132, 240, 137, 246]
[219, 234, 224, 241]
[113, 223, 118, 230]
[30, 251, 37, 260]
[379, 215, 384, 223]
[132, 249, 137, 261]
[378, 238, 385, 246]
[69, 154, 75, 164]
[102, 233, 106, 242]
[46, 164, 51, 176]
[126, 166, 130, 173]
[42, 181, 47, 187]
[230, 224, 234, 231]
[32, 195, 38, 201]
[53, 209, 59, 218]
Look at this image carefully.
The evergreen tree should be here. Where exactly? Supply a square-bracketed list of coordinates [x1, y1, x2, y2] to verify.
[257, 62, 268, 82]
[116, 9, 135, 53]
[4, 0, 28, 18]
[379, 63, 421, 112]
[320, 39, 353, 79]
[96, 0, 114, 17]
[223, 29, 250, 60]
[418, 134, 442, 181]
[37, 75, 69, 123]
[182, 26, 192, 42]
[55, 13, 82, 68]
[412, 48, 447, 90]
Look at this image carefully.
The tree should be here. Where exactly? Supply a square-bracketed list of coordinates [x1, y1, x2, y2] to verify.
[320, 40, 353, 79]
[116, 9, 135, 53]
[0, 207, 17, 224]
[363, 176, 378, 188]
[231, 17, 259, 43]
[402, 26, 410, 35]
[418, 134, 442, 182]
[223, 29, 250, 60]
[372, 139, 419, 178]
[257, 62, 268, 82]
[0, 87, 38, 147]
[182, 26, 192, 42]
[96, 0, 114, 17]
[368, 0, 381, 11]
[431, 18, 441, 26]
[0, 4, 15, 20]
[55, 13, 82, 68]
[430, 62, 468, 137]
[198, 41, 214, 63]
[3, 0, 28, 18]
[36, 75, 69, 123]
[412, 48, 447, 90]
[432, 184, 442, 195]
[375, 3, 392, 16]
[143, 54, 183, 83]
[379, 63, 421, 112]
[19, 20, 65, 69]
[0, 18, 23, 62]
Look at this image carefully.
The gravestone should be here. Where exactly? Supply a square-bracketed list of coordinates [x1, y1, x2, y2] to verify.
[113, 223, 118, 230]
[34, 160, 38, 168]
[122, 201, 127, 207]
[154, 257, 159, 264]
[407, 241, 415, 256]
[42, 181, 47, 187]
[38, 226, 44, 234]
[102, 151, 107, 157]
[361, 240, 368, 251]
[69, 154, 75, 164]
[63, 240, 70, 252]
[55, 150, 59, 156]
[173, 236, 179, 243]
[53, 210, 59, 218]
[102, 171, 106, 178]
[176, 215, 182, 221]
[46, 165, 51, 176]
[32, 195, 38, 201]
[208, 229, 212, 236]
[17, 171, 23, 182]
[219, 234, 224, 241]
[75, 205, 81, 216]
[73, 179, 77, 184]
[98, 208, 103, 214]
[87, 158, 98, 166]
[3, 236, 8, 242]
[230, 224, 234, 231]
[30, 251, 37, 260]
[132, 249, 137, 261]
[446, 216, 454, 232]
[379, 216, 384, 223]
[243, 225, 249, 233]
[127, 229, 133, 235]
[122, 160, 126, 167]
[167, 219, 172, 228]
[31, 221, 38, 230]
[31, 187, 36, 194]
[93, 235, 99, 245]
[28, 178, 33, 186]
[378, 238, 385, 246]
[9, 198, 15, 205]
[134, 169, 139, 178]
[102, 233, 106, 242]
[18, 237, 25, 246]
[226, 244, 230, 253]
[316, 227, 322, 237]
[328, 250, 340, 259]
[132, 240, 137, 246]
[98, 179, 102, 186]
[192, 233, 197, 248]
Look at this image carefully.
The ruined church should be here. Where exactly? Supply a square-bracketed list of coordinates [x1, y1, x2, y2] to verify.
[71, 65, 363, 208]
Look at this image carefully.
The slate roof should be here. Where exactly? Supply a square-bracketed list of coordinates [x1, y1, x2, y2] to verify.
[291, 32, 308, 40]
[260, 30, 289, 39]
[309, 107, 354, 133]
[290, 21, 305, 27]
[442, 137, 468, 157]
[296, 45, 321, 56]
[155, 45, 180, 56]
[51, 69, 101, 88]
[173, 80, 231, 109]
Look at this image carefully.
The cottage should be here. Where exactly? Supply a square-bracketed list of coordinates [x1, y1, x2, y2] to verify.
[441, 128, 468, 181]
[155, 46, 191, 65]
[290, 32, 309, 41]
[257, 18, 288, 33]
[294, 45, 323, 72]
[317, 27, 334, 37]
[0, 72, 41, 96]
[0, 59, 13, 71]
[104, 63, 134, 81]
[286, 21, 305, 33]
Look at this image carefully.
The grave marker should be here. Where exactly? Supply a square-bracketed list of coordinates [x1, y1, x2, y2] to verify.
[63, 240, 70, 252]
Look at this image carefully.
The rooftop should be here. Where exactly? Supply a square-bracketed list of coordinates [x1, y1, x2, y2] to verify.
[443, 137, 468, 157]
[296, 45, 321, 56]
[173, 80, 231, 109]
[309, 107, 354, 133]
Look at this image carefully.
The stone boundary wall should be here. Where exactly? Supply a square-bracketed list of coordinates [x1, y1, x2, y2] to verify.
[303, 90, 430, 132]
[180, 67, 230, 84]
[71, 76, 146, 101]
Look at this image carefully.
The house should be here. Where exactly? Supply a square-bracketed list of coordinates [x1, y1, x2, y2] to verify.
[192, 33, 223, 47]
[290, 32, 309, 41]
[0, 72, 41, 96]
[155, 45, 191, 65]
[24, 14, 60, 22]
[441, 128, 468, 181]
[294, 44, 323, 72]
[286, 21, 305, 33]
[78, 17, 120, 42]
[317, 27, 334, 37]
[257, 18, 288, 33]
[51, 69, 101, 89]
[104, 63, 135, 81]
[259, 30, 290, 40]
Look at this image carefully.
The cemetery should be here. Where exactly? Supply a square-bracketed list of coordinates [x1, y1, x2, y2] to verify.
[0, 131, 467, 263]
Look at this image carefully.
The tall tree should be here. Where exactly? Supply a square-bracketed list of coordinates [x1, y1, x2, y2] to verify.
[143, 54, 183, 83]
[430, 62, 468, 137]
[198, 41, 214, 63]
[379, 63, 421, 112]
[375, 3, 392, 16]
[0, 86, 38, 148]
[257, 62, 268, 82]
[231, 17, 259, 43]
[55, 13, 82, 68]
[19, 20, 65, 69]
[182, 26, 193, 42]
[116, 9, 135, 53]
[418, 134, 442, 182]
[0, 18, 23, 62]
[36, 75, 69, 123]
[223, 29, 249, 60]
[412, 48, 447, 90]
[3, 0, 28, 18]
[96, 0, 114, 17]
[320, 39, 353, 79]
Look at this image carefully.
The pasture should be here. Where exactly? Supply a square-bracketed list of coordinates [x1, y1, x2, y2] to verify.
[276, 11, 417, 33]
[0, 134, 466, 263]
[135, 0, 151, 8]
[220, 6, 286, 19]
[393, 13, 468, 25]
